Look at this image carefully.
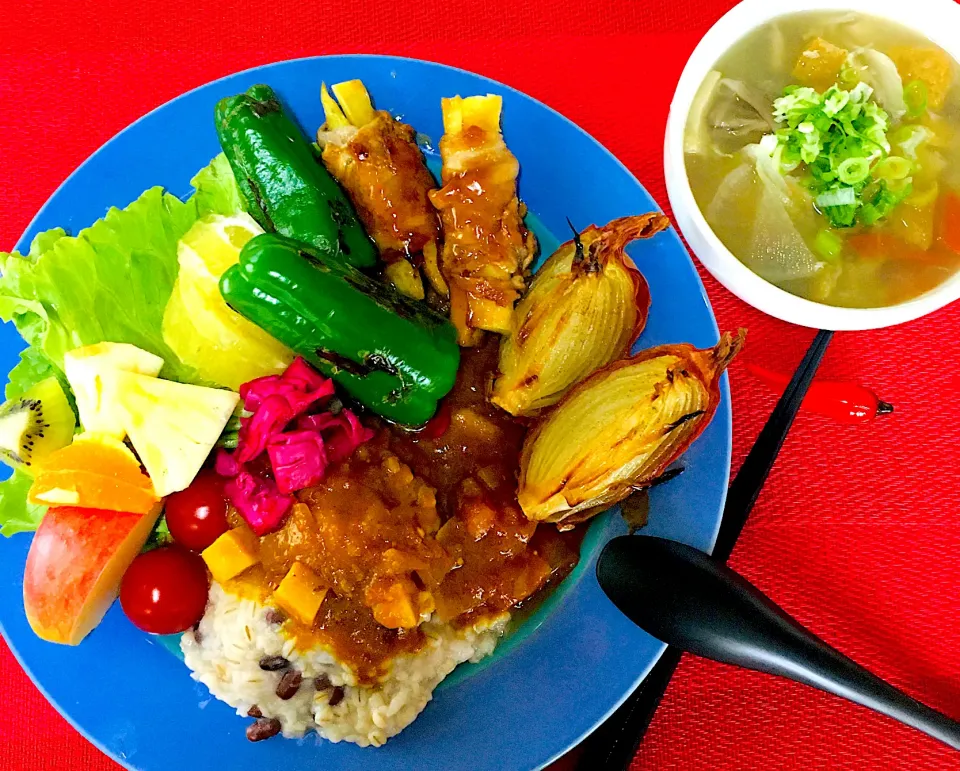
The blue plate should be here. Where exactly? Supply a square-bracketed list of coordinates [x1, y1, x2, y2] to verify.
[0, 55, 730, 771]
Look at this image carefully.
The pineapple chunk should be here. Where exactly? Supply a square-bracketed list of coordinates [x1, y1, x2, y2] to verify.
[320, 84, 350, 130]
[112, 372, 239, 497]
[331, 79, 376, 127]
[64, 343, 164, 439]
[792, 38, 848, 92]
[273, 562, 328, 627]
[202, 528, 260, 583]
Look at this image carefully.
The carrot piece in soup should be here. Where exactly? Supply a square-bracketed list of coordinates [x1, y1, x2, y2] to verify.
[940, 192, 960, 255]
[890, 46, 955, 110]
[847, 233, 891, 260]
[847, 232, 937, 264]
[792, 38, 849, 91]
[888, 203, 937, 250]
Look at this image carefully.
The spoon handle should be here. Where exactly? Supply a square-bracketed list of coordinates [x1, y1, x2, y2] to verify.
[598, 536, 960, 751]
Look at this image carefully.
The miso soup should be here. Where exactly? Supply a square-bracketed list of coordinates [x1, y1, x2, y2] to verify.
[685, 11, 960, 308]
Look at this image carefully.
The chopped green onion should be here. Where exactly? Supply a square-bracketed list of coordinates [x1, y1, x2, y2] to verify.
[837, 157, 871, 185]
[837, 66, 860, 89]
[815, 187, 857, 208]
[862, 179, 913, 225]
[813, 229, 844, 261]
[762, 80, 907, 227]
[874, 156, 912, 181]
[859, 204, 882, 226]
[904, 80, 928, 119]
[890, 124, 932, 158]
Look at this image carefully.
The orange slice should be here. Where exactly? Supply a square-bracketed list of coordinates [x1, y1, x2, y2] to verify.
[28, 433, 159, 514]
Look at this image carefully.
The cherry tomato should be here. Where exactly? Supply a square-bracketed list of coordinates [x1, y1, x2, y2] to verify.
[120, 546, 209, 635]
[165, 470, 229, 552]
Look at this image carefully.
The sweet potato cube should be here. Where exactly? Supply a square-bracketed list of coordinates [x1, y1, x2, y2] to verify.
[370, 581, 418, 629]
[793, 38, 849, 91]
[202, 528, 259, 584]
[273, 562, 328, 627]
[890, 46, 954, 110]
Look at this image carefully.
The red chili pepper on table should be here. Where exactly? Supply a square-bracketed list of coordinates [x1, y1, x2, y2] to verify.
[745, 363, 894, 424]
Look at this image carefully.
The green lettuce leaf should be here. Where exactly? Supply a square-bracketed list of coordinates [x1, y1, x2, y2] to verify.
[0, 470, 46, 537]
[0, 153, 241, 386]
[0, 187, 200, 381]
[191, 152, 243, 217]
[0, 153, 242, 537]
[6, 346, 60, 399]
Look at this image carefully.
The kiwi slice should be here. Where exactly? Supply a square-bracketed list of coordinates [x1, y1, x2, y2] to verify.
[0, 377, 76, 476]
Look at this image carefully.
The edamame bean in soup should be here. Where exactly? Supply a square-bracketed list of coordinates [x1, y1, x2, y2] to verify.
[685, 11, 960, 307]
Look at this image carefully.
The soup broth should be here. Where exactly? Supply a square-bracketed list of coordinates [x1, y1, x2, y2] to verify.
[685, 11, 960, 307]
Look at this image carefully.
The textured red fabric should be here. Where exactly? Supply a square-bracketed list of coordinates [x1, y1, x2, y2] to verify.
[2, 0, 959, 768]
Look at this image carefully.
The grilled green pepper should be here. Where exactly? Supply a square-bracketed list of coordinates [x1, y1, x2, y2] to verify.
[215, 84, 377, 269]
[220, 233, 460, 426]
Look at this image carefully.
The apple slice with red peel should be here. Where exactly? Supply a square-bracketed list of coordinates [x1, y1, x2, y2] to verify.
[23, 503, 163, 645]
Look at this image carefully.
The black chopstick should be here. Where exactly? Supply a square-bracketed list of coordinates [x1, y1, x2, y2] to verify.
[573, 329, 834, 771]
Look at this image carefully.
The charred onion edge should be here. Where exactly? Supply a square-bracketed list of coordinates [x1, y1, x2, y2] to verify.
[520, 328, 746, 529]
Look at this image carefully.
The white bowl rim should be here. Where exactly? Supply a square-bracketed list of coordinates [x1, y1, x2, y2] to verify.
[665, 0, 960, 331]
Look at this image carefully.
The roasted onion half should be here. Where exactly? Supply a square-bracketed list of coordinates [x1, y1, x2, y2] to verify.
[491, 214, 669, 417]
[517, 330, 745, 528]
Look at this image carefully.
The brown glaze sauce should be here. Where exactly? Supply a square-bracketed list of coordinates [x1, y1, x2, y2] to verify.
[321, 111, 439, 263]
[429, 128, 536, 339]
[227, 341, 580, 683]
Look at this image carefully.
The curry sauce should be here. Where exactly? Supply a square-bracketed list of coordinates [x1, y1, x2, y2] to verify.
[225, 342, 580, 683]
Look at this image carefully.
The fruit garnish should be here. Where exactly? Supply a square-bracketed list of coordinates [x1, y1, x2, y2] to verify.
[23, 503, 163, 645]
[164, 470, 229, 552]
[491, 214, 668, 417]
[162, 214, 295, 391]
[518, 331, 745, 528]
[0, 377, 75, 476]
[28, 433, 159, 513]
[64, 343, 164, 439]
[180, 212, 263, 279]
[112, 372, 239, 497]
[119, 545, 210, 635]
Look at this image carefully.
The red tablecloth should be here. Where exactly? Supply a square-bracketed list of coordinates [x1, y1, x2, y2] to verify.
[2, 0, 960, 768]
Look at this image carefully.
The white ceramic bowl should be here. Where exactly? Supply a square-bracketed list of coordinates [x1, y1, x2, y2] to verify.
[664, 0, 960, 330]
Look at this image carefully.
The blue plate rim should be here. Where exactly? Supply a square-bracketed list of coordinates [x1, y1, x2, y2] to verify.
[1, 53, 731, 771]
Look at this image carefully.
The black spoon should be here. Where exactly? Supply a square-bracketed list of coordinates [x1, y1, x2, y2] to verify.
[596, 535, 960, 751]
[574, 329, 835, 769]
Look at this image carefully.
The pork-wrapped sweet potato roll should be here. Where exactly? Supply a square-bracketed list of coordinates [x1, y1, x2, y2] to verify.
[318, 80, 445, 300]
[429, 95, 537, 346]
